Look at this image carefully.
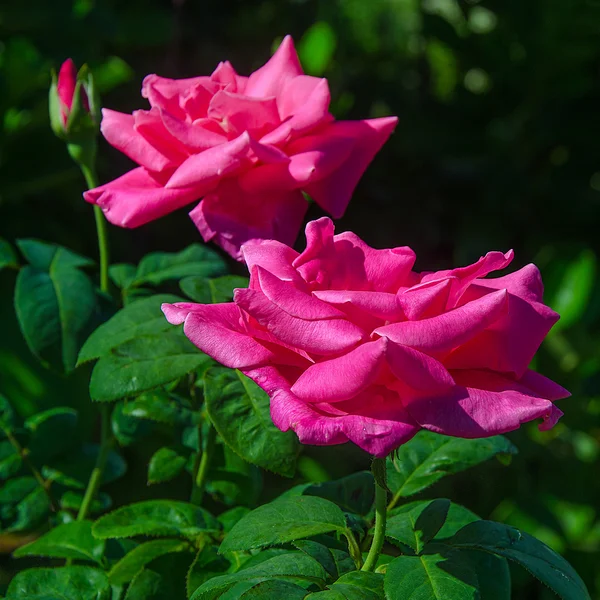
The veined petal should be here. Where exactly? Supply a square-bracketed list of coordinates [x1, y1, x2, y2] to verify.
[162, 302, 276, 369]
[290, 338, 388, 403]
[234, 288, 365, 355]
[83, 167, 199, 228]
[375, 289, 509, 356]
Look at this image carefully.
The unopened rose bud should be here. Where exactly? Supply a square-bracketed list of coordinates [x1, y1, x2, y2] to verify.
[49, 59, 101, 171]
[49, 59, 100, 140]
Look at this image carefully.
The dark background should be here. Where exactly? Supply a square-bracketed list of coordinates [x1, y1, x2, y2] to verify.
[1, 0, 600, 597]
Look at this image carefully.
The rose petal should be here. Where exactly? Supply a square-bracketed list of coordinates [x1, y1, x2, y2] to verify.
[161, 112, 228, 152]
[245, 35, 304, 98]
[210, 60, 248, 94]
[385, 341, 455, 396]
[208, 90, 281, 137]
[375, 289, 508, 356]
[189, 180, 308, 261]
[408, 369, 561, 437]
[291, 338, 388, 403]
[444, 284, 559, 377]
[420, 250, 514, 306]
[101, 109, 179, 172]
[162, 302, 276, 369]
[234, 287, 365, 355]
[57, 59, 77, 112]
[249, 366, 419, 457]
[142, 74, 214, 118]
[312, 290, 401, 321]
[134, 108, 189, 164]
[255, 267, 344, 319]
[397, 278, 453, 320]
[303, 116, 398, 218]
[166, 132, 252, 189]
[262, 77, 332, 146]
[83, 167, 199, 228]
[241, 240, 301, 284]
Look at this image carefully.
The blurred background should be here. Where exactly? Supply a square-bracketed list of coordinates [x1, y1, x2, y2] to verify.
[1, 0, 600, 597]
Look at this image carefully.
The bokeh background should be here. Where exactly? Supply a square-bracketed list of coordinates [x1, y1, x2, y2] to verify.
[1, 0, 600, 597]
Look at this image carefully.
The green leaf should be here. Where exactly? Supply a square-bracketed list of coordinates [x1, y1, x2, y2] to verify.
[2, 486, 50, 533]
[13, 520, 105, 564]
[387, 431, 517, 499]
[25, 407, 78, 461]
[207, 444, 263, 507]
[442, 520, 591, 600]
[386, 499, 450, 554]
[124, 552, 191, 600]
[6, 566, 110, 600]
[304, 472, 375, 516]
[90, 333, 212, 401]
[218, 508, 251, 534]
[180, 275, 249, 304]
[109, 538, 190, 584]
[15, 241, 98, 373]
[293, 540, 338, 580]
[147, 447, 187, 485]
[132, 245, 227, 287]
[78, 294, 182, 364]
[111, 400, 154, 447]
[220, 496, 347, 554]
[222, 579, 309, 599]
[121, 390, 194, 426]
[384, 553, 478, 600]
[60, 491, 112, 515]
[191, 552, 327, 600]
[310, 571, 384, 600]
[549, 249, 596, 332]
[0, 394, 17, 432]
[204, 368, 299, 477]
[92, 500, 219, 540]
[0, 442, 22, 480]
[187, 546, 231, 599]
[0, 237, 19, 271]
[109, 263, 137, 289]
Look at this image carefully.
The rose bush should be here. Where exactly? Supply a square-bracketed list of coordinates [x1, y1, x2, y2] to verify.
[163, 217, 569, 457]
[84, 36, 398, 259]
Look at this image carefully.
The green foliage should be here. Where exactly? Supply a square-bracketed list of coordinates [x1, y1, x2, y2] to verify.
[220, 496, 348, 553]
[442, 521, 591, 600]
[109, 539, 191, 584]
[78, 293, 182, 364]
[384, 553, 479, 600]
[148, 447, 187, 485]
[89, 333, 212, 401]
[13, 520, 105, 564]
[191, 552, 327, 599]
[386, 432, 517, 501]
[0, 238, 19, 271]
[92, 500, 219, 540]
[180, 275, 249, 304]
[14, 240, 98, 373]
[6, 566, 111, 599]
[204, 368, 299, 478]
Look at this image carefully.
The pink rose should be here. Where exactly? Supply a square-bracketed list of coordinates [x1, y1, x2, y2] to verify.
[84, 36, 398, 260]
[162, 218, 568, 457]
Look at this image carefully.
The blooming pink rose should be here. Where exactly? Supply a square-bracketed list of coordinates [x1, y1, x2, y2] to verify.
[84, 36, 398, 260]
[162, 218, 568, 457]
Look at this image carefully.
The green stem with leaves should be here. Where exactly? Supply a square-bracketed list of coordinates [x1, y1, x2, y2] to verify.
[191, 420, 216, 505]
[75, 160, 113, 521]
[77, 405, 112, 521]
[362, 457, 388, 572]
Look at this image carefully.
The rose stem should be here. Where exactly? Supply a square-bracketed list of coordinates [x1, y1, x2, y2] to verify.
[361, 457, 388, 572]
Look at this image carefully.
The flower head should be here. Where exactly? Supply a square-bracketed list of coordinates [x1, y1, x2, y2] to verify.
[163, 218, 568, 457]
[84, 37, 398, 260]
